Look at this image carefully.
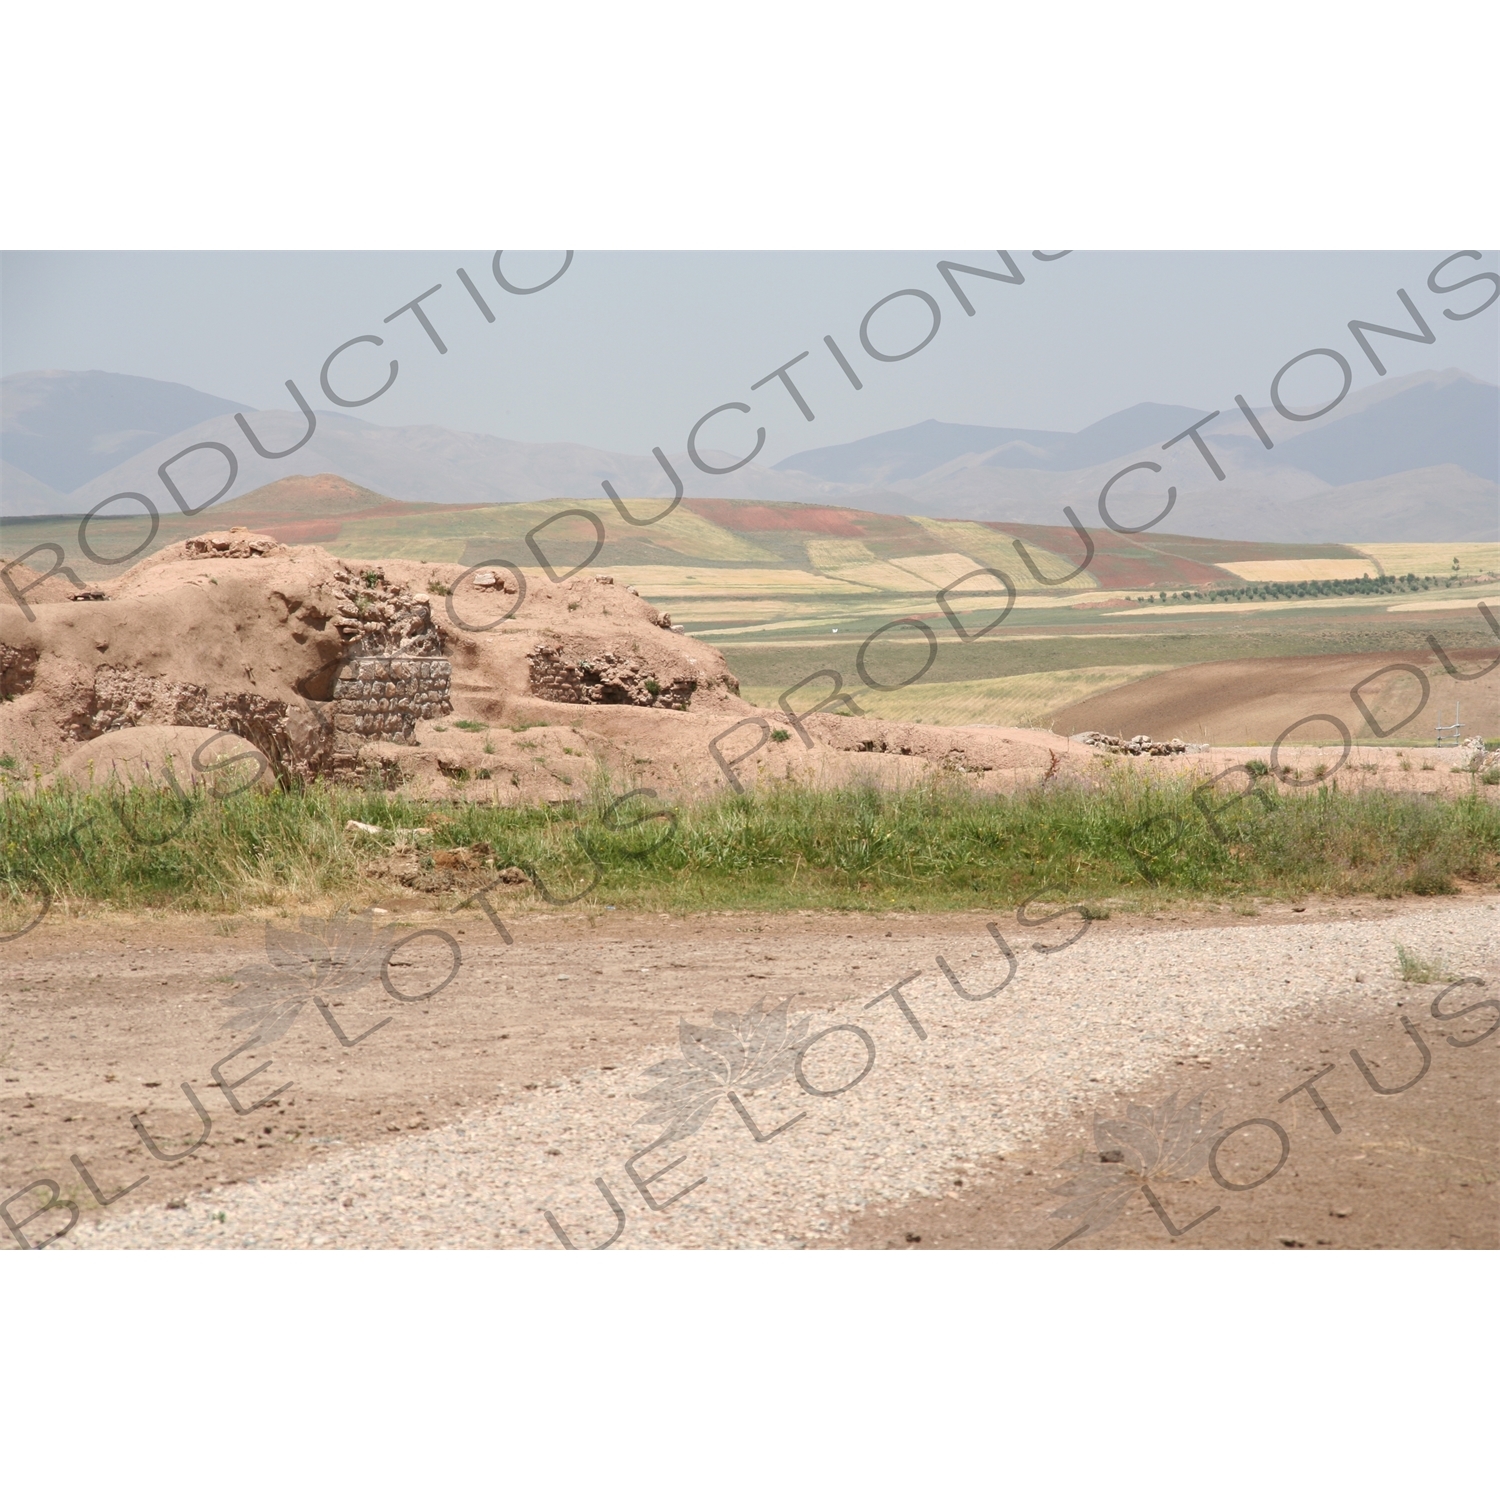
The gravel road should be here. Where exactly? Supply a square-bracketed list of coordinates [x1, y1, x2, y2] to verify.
[50, 899, 1498, 1250]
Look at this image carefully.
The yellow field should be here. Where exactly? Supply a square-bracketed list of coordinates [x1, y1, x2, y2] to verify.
[741, 664, 1165, 729]
[822, 561, 949, 592]
[884, 552, 993, 587]
[804, 539, 880, 569]
[806, 548, 1009, 593]
[1219, 559, 1377, 582]
[603, 565, 875, 598]
[913, 517, 1100, 590]
[1354, 542, 1500, 577]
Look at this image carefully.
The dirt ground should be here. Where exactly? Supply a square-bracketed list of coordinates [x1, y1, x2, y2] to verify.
[1054, 647, 1500, 745]
[832, 981, 1498, 1251]
[2, 894, 1494, 1250]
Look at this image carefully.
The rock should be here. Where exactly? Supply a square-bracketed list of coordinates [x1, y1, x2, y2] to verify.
[1455, 735, 1487, 771]
[1072, 730, 1207, 756]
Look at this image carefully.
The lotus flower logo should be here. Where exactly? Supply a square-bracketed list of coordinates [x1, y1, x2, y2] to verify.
[1048, 1092, 1224, 1246]
[221, 908, 391, 1045]
[634, 998, 811, 1143]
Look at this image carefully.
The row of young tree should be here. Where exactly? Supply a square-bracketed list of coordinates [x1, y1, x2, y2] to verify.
[1136, 570, 1489, 605]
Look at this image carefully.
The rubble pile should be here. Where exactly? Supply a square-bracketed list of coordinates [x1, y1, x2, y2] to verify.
[1455, 735, 1500, 773]
[527, 643, 697, 708]
[1072, 731, 1209, 756]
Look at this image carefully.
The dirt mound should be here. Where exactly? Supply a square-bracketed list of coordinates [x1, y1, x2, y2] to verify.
[0, 527, 1138, 801]
[11, 529, 1492, 805]
[47, 725, 269, 793]
[2, 553, 91, 607]
[0, 531, 755, 793]
[1054, 651, 1500, 745]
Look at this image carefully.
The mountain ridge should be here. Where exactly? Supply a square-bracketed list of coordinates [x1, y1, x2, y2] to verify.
[2, 367, 1493, 543]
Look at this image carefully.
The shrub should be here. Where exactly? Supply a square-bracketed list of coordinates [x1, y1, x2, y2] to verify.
[1395, 942, 1451, 981]
[1407, 861, 1457, 896]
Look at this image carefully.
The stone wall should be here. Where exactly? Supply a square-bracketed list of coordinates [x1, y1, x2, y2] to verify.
[527, 644, 695, 709]
[331, 655, 452, 744]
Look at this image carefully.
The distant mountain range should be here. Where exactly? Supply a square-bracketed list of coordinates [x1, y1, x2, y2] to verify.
[2, 370, 245, 492]
[774, 404, 1216, 482]
[3, 366, 1495, 543]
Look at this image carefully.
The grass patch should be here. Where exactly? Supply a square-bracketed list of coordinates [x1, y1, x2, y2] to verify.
[1, 777, 1496, 921]
[1395, 943, 1453, 983]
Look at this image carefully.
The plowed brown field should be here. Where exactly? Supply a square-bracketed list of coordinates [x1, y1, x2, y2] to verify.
[1053, 649, 1500, 745]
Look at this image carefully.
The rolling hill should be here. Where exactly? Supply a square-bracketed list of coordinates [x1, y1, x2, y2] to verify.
[6, 474, 1495, 745]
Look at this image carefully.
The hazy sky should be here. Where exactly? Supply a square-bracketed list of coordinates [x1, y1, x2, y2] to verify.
[3, 250, 1496, 462]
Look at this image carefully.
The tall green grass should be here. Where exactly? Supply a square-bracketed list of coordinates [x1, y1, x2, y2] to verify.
[2, 775, 1496, 919]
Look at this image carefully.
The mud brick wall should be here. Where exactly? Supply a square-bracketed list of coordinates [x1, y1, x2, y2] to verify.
[331, 655, 452, 743]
